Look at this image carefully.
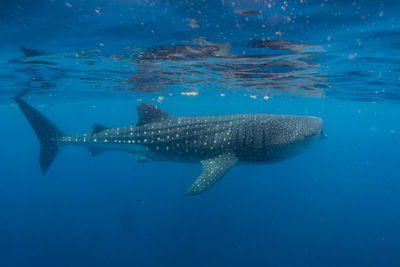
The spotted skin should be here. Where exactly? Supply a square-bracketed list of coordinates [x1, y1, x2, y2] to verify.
[60, 113, 322, 163]
[15, 99, 324, 195]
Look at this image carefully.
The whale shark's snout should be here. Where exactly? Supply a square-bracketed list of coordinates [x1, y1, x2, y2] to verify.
[303, 116, 323, 139]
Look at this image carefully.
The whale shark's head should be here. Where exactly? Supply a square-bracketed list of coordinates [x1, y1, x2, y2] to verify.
[266, 115, 324, 144]
[261, 115, 324, 157]
[259, 115, 324, 161]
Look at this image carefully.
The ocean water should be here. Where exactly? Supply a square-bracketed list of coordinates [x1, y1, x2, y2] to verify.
[1, 0, 400, 266]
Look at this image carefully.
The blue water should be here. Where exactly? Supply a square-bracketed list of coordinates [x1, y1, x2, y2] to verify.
[1, 0, 400, 266]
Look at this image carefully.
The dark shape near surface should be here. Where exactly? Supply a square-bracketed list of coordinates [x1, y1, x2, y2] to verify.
[247, 39, 325, 53]
[14, 97, 324, 195]
[234, 9, 261, 15]
[19, 46, 50, 57]
[134, 39, 232, 62]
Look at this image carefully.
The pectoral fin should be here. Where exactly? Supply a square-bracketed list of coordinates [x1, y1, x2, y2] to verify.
[184, 153, 238, 196]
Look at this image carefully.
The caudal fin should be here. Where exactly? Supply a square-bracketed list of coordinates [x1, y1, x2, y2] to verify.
[14, 97, 65, 174]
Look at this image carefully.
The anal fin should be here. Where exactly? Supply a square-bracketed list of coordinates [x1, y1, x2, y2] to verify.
[184, 153, 238, 196]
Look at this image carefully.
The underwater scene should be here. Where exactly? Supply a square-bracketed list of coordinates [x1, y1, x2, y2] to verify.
[1, 0, 400, 266]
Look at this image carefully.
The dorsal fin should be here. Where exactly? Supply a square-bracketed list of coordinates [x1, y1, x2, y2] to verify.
[136, 102, 173, 126]
[92, 124, 108, 134]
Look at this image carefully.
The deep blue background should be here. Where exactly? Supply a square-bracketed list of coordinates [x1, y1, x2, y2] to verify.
[1, 0, 400, 266]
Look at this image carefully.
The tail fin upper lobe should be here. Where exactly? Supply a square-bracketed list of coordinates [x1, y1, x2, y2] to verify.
[14, 97, 65, 173]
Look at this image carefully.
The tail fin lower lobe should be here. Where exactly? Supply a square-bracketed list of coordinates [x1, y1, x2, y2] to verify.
[14, 97, 65, 173]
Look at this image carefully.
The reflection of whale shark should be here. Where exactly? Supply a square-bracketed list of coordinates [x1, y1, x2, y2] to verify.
[15, 97, 324, 196]
[247, 39, 325, 53]
[134, 38, 231, 61]
[129, 38, 327, 94]
[19, 46, 50, 57]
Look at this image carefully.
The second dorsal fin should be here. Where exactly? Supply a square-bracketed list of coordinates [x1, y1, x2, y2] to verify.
[136, 102, 173, 126]
[92, 124, 108, 134]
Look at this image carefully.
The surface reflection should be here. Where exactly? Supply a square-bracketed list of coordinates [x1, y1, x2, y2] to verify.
[9, 38, 327, 97]
[130, 38, 327, 95]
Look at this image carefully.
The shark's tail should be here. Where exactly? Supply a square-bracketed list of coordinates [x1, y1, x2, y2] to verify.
[14, 96, 65, 174]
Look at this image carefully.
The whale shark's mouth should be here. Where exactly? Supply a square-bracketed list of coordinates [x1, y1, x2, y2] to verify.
[303, 127, 324, 142]
[320, 129, 327, 139]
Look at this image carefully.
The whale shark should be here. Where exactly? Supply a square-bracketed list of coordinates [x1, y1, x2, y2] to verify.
[14, 97, 324, 195]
